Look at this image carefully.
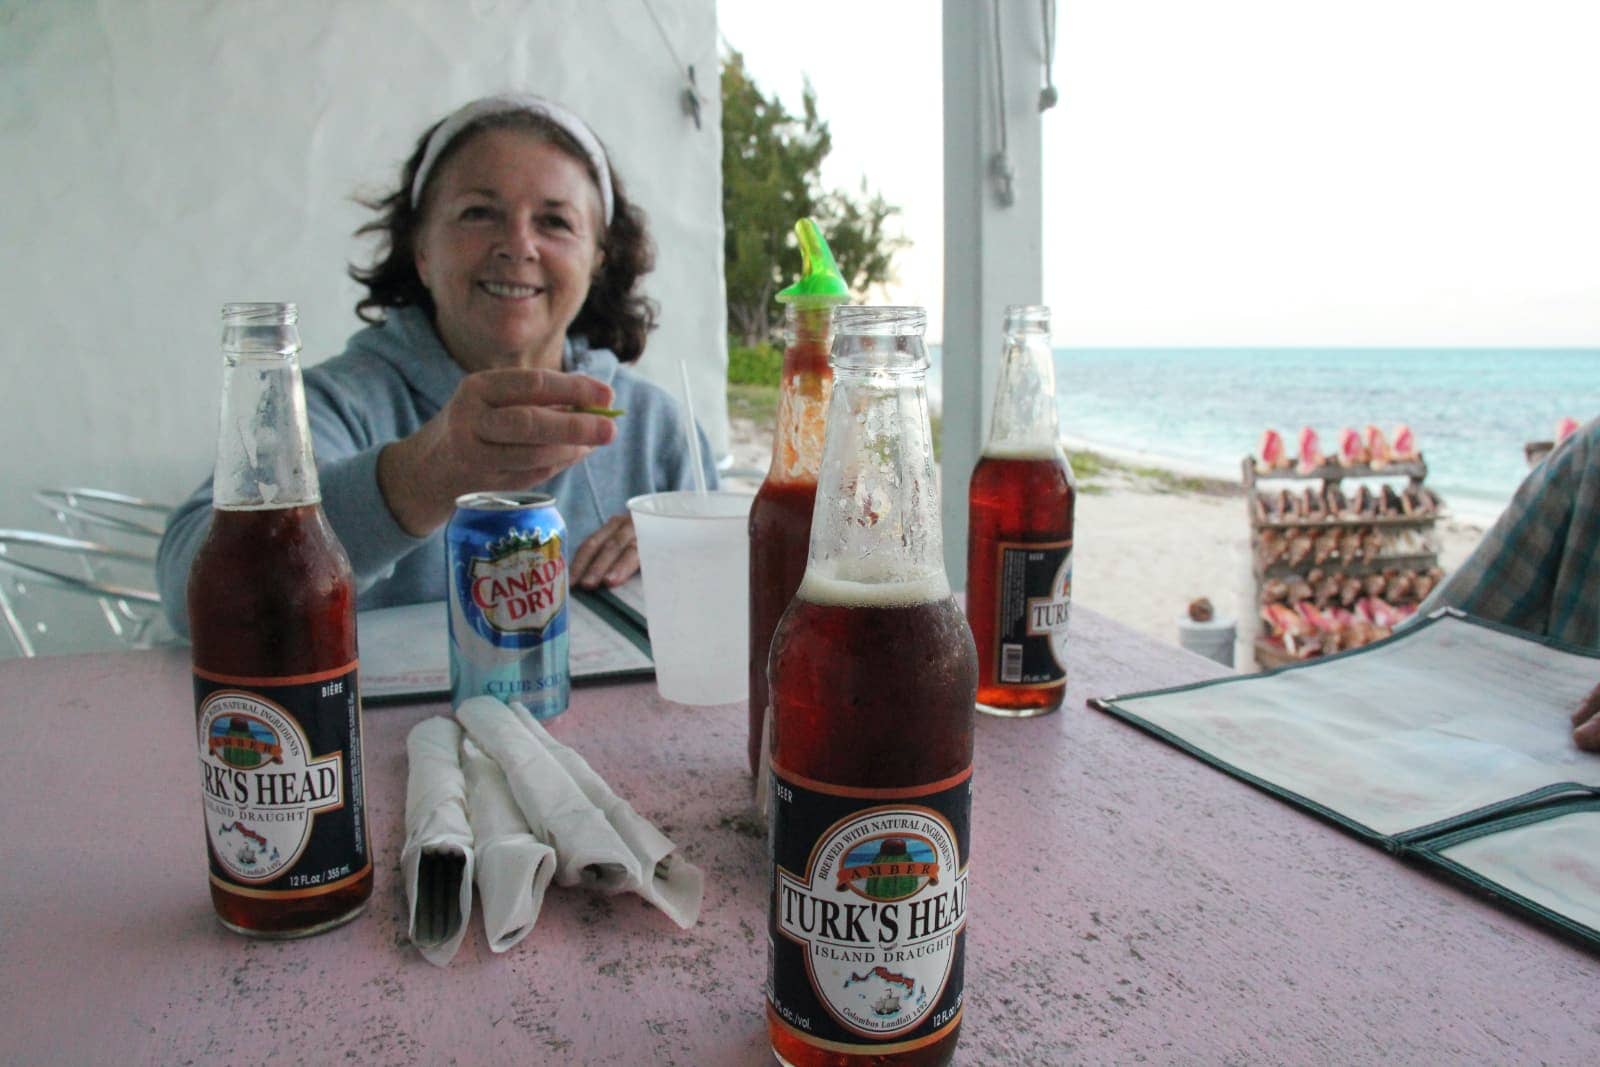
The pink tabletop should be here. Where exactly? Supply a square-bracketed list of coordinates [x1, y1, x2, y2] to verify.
[1, 607, 1596, 1064]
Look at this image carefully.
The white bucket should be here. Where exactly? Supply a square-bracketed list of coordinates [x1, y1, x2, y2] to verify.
[1176, 615, 1236, 667]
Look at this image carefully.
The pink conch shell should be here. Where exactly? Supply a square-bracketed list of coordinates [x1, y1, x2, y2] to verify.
[1358, 596, 1401, 628]
[1263, 602, 1313, 637]
[1258, 428, 1289, 470]
[1339, 427, 1368, 466]
[1295, 601, 1339, 634]
[1391, 424, 1418, 460]
[1296, 426, 1324, 473]
[1555, 417, 1580, 444]
[1364, 425, 1392, 468]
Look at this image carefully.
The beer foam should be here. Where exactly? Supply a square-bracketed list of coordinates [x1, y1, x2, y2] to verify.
[980, 440, 1067, 461]
[797, 568, 951, 608]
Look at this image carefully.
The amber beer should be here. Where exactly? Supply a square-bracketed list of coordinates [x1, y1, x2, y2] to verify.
[748, 308, 832, 775]
[967, 450, 1076, 713]
[189, 303, 372, 938]
[966, 305, 1076, 717]
[768, 306, 977, 1066]
[748, 218, 846, 776]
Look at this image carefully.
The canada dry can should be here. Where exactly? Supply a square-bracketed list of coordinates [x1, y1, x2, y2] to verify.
[447, 491, 570, 717]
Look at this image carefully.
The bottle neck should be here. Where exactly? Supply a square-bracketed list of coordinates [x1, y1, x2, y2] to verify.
[212, 332, 320, 511]
[768, 306, 835, 485]
[784, 305, 832, 348]
[804, 310, 948, 597]
[984, 325, 1061, 457]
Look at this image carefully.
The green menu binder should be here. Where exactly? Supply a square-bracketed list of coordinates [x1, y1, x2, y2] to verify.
[1089, 610, 1600, 947]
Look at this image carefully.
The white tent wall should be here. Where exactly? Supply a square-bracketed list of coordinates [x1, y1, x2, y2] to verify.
[0, 0, 726, 533]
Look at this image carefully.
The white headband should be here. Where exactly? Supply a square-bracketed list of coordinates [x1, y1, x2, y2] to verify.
[410, 94, 614, 225]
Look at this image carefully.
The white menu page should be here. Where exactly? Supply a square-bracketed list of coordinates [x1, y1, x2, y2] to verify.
[357, 593, 652, 703]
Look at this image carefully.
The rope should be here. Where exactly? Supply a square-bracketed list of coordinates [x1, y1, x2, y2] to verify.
[639, 0, 704, 129]
[1040, 0, 1059, 110]
[990, 0, 1016, 205]
[991, 0, 1009, 157]
[640, 0, 688, 74]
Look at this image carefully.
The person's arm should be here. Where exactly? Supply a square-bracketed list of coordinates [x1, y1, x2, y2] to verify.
[153, 480, 216, 638]
[153, 369, 408, 636]
[375, 368, 619, 536]
[1414, 432, 1582, 632]
[1574, 682, 1600, 751]
[157, 366, 621, 631]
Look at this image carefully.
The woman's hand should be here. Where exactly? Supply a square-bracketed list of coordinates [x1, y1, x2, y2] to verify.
[378, 368, 618, 536]
[570, 513, 640, 590]
[1573, 682, 1600, 752]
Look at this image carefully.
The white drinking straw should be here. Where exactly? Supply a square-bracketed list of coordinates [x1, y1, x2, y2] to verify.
[678, 360, 708, 495]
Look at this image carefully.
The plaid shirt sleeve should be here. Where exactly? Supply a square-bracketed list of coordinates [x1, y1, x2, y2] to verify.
[1417, 416, 1600, 649]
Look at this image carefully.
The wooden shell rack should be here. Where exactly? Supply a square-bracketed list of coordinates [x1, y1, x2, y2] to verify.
[1244, 455, 1442, 669]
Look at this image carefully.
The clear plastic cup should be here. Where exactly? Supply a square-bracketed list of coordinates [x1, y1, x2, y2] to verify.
[626, 490, 754, 705]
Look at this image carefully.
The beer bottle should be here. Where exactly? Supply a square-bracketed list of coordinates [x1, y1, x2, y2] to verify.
[966, 304, 1076, 717]
[748, 219, 848, 777]
[188, 302, 372, 938]
[767, 306, 977, 1066]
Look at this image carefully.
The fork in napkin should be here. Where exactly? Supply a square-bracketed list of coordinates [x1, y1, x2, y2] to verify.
[401, 717, 474, 966]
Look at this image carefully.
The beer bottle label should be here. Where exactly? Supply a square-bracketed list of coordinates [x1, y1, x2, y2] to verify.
[194, 662, 371, 897]
[767, 764, 971, 1056]
[992, 539, 1072, 685]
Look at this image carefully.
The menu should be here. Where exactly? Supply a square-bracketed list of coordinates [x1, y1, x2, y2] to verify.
[1090, 609, 1600, 947]
[357, 577, 652, 703]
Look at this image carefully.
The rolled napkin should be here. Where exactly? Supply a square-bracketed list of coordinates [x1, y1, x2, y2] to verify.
[456, 696, 641, 892]
[401, 716, 475, 966]
[460, 737, 558, 952]
[510, 702, 705, 928]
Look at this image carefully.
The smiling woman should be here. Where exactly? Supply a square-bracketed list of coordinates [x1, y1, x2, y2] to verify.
[154, 95, 719, 635]
[413, 132, 607, 374]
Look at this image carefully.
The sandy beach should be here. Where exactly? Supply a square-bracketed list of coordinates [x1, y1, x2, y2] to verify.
[726, 417, 1491, 671]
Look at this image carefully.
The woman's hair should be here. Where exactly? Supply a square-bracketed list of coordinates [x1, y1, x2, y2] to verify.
[349, 110, 658, 362]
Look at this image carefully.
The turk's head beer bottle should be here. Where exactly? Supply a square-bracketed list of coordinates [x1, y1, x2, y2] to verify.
[188, 303, 372, 938]
[748, 218, 848, 777]
[966, 304, 1076, 717]
[766, 306, 977, 1066]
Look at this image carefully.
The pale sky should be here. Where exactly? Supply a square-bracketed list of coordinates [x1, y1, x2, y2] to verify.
[718, 0, 1600, 346]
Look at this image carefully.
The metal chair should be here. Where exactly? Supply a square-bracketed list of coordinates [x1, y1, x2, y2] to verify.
[18, 488, 171, 655]
[1, 485, 171, 658]
[34, 487, 169, 541]
[0, 529, 164, 658]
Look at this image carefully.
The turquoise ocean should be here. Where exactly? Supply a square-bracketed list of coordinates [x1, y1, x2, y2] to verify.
[927, 347, 1600, 524]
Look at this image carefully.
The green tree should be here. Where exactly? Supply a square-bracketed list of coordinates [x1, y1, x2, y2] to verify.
[721, 51, 906, 346]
